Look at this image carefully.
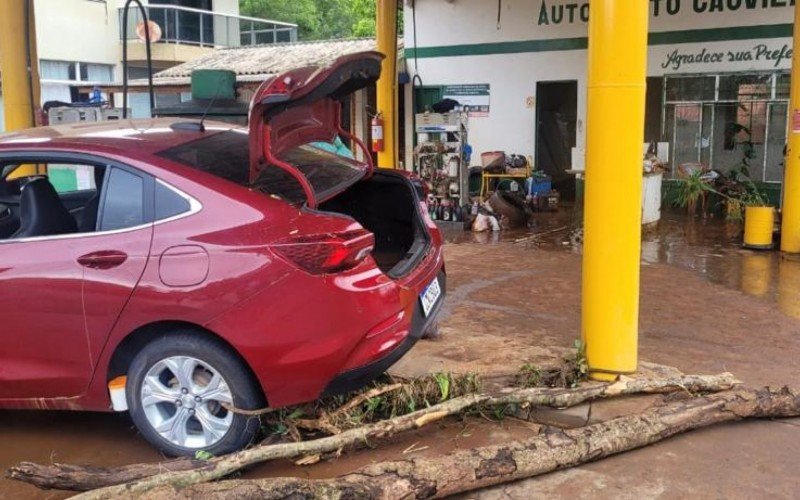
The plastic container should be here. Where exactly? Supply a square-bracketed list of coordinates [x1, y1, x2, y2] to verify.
[743, 206, 775, 249]
[525, 176, 552, 196]
[481, 151, 505, 171]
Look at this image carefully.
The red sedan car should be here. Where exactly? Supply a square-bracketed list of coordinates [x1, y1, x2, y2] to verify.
[0, 52, 445, 456]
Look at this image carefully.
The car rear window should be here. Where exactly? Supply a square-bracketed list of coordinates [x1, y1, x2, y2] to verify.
[276, 143, 365, 200]
[157, 130, 306, 204]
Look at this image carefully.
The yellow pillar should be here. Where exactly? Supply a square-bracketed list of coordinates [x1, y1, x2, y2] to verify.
[782, 4, 800, 253]
[0, 0, 40, 131]
[582, 1, 650, 381]
[375, 0, 398, 168]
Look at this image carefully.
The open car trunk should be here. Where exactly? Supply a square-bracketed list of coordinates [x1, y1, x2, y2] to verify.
[319, 171, 429, 278]
[249, 52, 383, 208]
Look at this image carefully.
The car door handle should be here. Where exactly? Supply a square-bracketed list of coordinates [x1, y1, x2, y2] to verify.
[78, 250, 128, 270]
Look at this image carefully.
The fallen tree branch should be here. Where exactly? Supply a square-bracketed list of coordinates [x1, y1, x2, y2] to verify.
[138, 385, 800, 499]
[6, 372, 737, 496]
[294, 382, 405, 435]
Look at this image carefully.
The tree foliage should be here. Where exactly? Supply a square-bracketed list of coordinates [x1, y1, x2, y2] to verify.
[240, 0, 389, 41]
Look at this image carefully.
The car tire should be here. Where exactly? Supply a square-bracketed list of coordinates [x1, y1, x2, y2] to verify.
[126, 331, 263, 457]
[488, 191, 530, 228]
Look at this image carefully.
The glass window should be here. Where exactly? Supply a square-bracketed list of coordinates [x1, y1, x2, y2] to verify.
[157, 130, 313, 204]
[158, 130, 250, 185]
[663, 72, 789, 181]
[665, 76, 716, 102]
[277, 142, 363, 199]
[155, 181, 191, 220]
[101, 168, 144, 231]
[47, 164, 97, 193]
[670, 104, 703, 171]
[719, 74, 772, 101]
[86, 63, 113, 82]
[765, 103, 788, 182]
[776, 73, 791, 100]
[738, 101, 768, 144]
[39, 60, 72, 80]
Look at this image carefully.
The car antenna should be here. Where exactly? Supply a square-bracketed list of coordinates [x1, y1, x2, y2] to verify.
[171, 81, 225, 132]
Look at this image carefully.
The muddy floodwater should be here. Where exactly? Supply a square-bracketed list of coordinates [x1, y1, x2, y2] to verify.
[3, 206, 800, 499]
[443, 207, 800, 319]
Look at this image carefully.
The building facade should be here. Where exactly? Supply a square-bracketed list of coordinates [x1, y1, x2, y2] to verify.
[0, 0, 296, 130]
[404, 0, 796, 190]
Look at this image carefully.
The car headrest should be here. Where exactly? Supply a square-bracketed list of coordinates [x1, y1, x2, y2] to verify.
[13, 178, 78, 238]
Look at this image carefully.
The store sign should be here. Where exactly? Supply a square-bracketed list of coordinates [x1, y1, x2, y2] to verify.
[661, 43, 793, 70]
[537, 0, 796, 26]
[443, 84, 491, 117]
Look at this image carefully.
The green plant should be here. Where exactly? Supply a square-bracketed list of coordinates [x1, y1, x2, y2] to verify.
[716, 164, 769, 222]
[564, 339, 589, 388]
[668, 171, 717, 215]
[514, 341, 589, 389]
[433, 372, 451, 402]
[515, 363, 542, 388]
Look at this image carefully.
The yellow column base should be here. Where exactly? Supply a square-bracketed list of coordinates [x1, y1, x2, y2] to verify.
[581, 0, 649, 379]
[590, 372, 620, 382]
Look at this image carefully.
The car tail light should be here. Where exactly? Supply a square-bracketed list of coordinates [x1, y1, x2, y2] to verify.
[272, 229, 375, 274]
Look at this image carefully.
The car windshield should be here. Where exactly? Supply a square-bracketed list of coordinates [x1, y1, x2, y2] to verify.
[157, 130, 306, 204]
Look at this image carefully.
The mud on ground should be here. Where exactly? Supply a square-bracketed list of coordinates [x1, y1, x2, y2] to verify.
[2, 209, 799, 499]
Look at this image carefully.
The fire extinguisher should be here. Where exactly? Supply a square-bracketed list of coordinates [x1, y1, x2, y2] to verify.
[371, 113, 384, 153]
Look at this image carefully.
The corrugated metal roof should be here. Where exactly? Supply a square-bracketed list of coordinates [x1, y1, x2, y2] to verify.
[156, 38, 390, 79]
[84, 38, 402, 92]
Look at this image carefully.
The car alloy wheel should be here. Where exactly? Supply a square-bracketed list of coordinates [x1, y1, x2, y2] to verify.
[140, 355, 234, 449]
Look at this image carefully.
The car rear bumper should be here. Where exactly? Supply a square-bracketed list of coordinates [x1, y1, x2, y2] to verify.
[320, 271, 446, 398]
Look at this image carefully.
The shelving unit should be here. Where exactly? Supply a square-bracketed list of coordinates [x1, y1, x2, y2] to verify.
[414, 112, 469, 205]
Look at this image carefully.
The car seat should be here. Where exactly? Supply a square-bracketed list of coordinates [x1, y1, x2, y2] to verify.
[12, 177, 78, 238]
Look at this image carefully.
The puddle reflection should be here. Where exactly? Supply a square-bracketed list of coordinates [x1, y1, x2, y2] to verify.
[443, 205, 800, 319]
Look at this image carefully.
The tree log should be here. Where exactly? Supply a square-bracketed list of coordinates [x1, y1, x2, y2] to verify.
[139, 386, 800, 500]
[5, 373, 737, 495]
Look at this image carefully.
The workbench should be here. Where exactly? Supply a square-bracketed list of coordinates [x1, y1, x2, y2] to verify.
[479, 166, 532, 199]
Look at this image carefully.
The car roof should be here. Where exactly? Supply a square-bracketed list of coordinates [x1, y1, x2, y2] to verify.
[0, 118, 244, 160]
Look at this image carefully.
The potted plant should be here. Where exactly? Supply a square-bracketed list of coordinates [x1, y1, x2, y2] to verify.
[669, 170, 716, 216]
[713, 162, 774, 248]
[712, 157, 773, 222]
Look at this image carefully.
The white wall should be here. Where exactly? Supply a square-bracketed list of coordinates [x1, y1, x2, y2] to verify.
[33, 0, 242, 80]
[34, 0, 122, 70]
[212, 0, 241, 47]
[212, 0, 239, 15]
[413, 51, 587, 164]
[405, 0, 796, 166]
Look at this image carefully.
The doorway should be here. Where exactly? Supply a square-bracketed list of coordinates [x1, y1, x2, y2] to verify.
[536, 80, 577, 200]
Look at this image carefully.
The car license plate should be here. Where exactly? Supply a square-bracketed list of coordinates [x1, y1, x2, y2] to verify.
[420, 277, 442, 317]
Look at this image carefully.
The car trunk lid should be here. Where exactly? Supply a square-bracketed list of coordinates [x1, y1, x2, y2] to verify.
[248, 52, 383, 208]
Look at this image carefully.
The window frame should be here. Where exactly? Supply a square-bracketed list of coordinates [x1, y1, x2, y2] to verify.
[0, 151, 193, 245]
[39, 59, 115, 84]
[661, 71, 790, 182]
[96, 165, 151, 233]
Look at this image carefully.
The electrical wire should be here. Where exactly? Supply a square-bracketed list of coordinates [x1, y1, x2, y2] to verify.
[411, 0, 422, 88]
[23, 0, 37, 126]
[121, 0, 155, 119]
